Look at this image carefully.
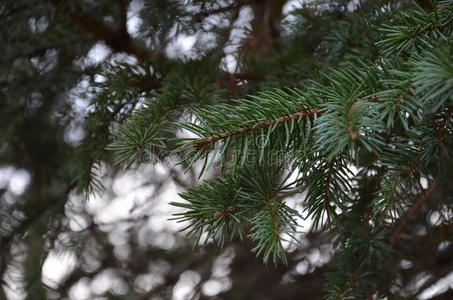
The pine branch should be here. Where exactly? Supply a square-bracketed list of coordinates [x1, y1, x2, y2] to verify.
[193, 108, 319, 150]
[377, 3, 452, 56]
[171, 161, 301, 264]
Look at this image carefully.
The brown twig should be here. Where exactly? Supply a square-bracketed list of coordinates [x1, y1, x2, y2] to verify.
[193, 108, 319, 150]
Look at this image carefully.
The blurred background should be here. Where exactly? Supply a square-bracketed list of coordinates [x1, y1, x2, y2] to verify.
[1, 0, 452, 299]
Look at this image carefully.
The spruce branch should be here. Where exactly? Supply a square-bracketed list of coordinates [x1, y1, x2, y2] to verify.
[102, 1, 453, 274]
[171, 161, 301, 264]
[377, 3, 452, 56]
[193, 108, 319, 150]
[299, 154, 353, 228]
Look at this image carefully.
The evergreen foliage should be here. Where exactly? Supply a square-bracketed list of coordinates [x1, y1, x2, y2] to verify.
[108, 1, 453, 298]
[1, 0, 452, 299]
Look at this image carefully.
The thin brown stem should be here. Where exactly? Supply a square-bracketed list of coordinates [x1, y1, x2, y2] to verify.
[194, 108, 319, 150]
